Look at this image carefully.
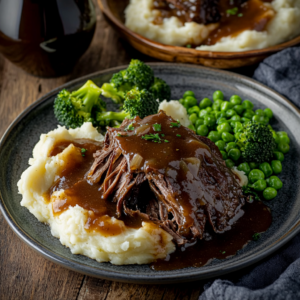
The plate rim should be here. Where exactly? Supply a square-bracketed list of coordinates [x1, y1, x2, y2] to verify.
[1, 63, 300, 284]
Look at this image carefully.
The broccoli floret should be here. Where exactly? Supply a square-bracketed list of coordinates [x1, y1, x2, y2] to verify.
[96, 111, 130, 127]
[54, 80, 104, 129]
[150, 77, 171, 102]
[123, 89, 159, 119]
[236, 121, 276, 163]
[101, 59, 155, 104]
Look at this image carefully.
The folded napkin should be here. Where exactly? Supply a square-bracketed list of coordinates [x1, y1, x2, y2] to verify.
[200, 46, 300, 300]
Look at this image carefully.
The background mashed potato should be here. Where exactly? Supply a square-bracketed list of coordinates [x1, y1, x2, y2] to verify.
[125, 0, 300, 52]
[18, 123, 175, 265]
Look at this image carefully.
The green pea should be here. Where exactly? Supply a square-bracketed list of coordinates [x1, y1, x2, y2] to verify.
[225, 159, 235, 168]
[215, 140, 226, 151]
[184, 96, 197, 107]
[206, 107, 213, 113]
[215, 111, 222, 119]
[237, 162, 251, 175]
[259, 162, 273, 177]
[267, 176, 283, 190]
[226, 142, 237, 152]
[243, 111, 254, 119]
[188, 124, 196, 132]
[233, 104, 244, 115]
[183, 91, 195, 98]
[230, 95, 242, 105]
[220, 151, 228, 160]
[208, 131, 221, 142]
[249, 162, 259, 170]
[249, 169, 265, 183]
[235, 132, 241, 140]
[228, 148, 241, 161]
[189, 113, 198, 124]
[264, 108, 273, 119]
[195, 118, 204, 127]
[255, 109, 265, 116]
[230, 121, 239, 128]
[273, 151, 284, 162]
[196, 125, 209, 136]
[271, 160, 282, 174]
[188, 106, 200, 115]
[221, 102, 233, 111]
[230, 115, 241, 122]
[233, 122, 243, 133]
[242, 100, 254, 110]
[218, 112, 227, 118]
[278, 134, 290, 144]
[226, 109, 237, 118]
[277, 142, 290, 154]
[277, 131, 288, 136]
[222, 132, 235, 142]
[272, 132, 280, 144]
[213, 90, 224, 101]
[241, 117, 251, 124]
[199, 109, 209, 118]
[217, 122, 232, 133]
[200, 98, 213, 109]
[252, 179, 267, 191]
[217, 117, 228, 125]
[212, 103, 221, 111]
[263, 187, 277, 200]
[179, 98, 184, 104]
[204, 115, 216, 128]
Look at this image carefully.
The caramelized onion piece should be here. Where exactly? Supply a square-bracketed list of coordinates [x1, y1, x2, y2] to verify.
[130, 154, 144, 170]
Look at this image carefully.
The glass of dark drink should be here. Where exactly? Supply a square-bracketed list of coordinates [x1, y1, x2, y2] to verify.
[0, 0, 96, 77]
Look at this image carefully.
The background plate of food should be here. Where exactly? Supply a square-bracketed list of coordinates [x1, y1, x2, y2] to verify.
[97, 0, 300, 69]
[0, 62, 300, 284]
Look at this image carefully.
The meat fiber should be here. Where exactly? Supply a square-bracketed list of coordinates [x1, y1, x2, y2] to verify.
[88, 111, 247, 245]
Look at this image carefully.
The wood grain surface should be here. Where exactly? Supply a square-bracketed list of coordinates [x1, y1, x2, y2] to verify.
[0, 3, 257, 300]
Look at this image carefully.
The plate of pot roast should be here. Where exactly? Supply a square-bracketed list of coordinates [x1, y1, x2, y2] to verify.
[1, 62, 300, 284]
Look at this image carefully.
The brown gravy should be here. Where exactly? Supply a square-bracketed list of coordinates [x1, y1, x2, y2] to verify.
[46, 129, 272, 270]
[152, 200, 272, 270]
[153, 0, 274, 46]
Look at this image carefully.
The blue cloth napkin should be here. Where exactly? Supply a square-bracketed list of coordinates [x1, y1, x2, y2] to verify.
[199, 46, 300, 300]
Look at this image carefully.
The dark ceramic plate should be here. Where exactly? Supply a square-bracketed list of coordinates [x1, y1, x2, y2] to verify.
[1, 64, 300, 284]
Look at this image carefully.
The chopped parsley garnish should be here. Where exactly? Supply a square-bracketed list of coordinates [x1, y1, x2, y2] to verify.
[161, 134, 165, 137]
[227, 7, 238, 15]
[153, 123, 161, 132]
[117, 133, 127, 137]
[81, 148, 87, 156]
[238, 13, 243, 17]
[142, 133, 169, 143]
[125, 123, 134, 131]
[186, 44, 192, 48]
[252, 233, 261, 241]
[170, 121, 181, 128]
[242, 185, 260, 202]
[220, 251, 226, 254]
[176, 134, 181, 137]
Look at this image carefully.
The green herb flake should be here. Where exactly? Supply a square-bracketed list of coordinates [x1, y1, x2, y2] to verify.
[153, 123, 162, 132]
[81, 148, 87, 157]
[170, 121, 181, 128]
[117, 133, 127, 137]
[243, 185, 261, 201]
[164, 140, 169, 143]
[238, 13, 243, 17]
[161, 134, 165, 137]
[220, 251, 226, 254]
[125, 123, 134, 131]
[227, 7, 238, 15]
[252, 233, 261, 241]
[186, 44, 192, 48]
[176, 134, 181, 137]
[142, 133, 162, 143]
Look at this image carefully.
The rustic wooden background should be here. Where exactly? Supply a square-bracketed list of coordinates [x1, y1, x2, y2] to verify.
[0, 3, 257, 300]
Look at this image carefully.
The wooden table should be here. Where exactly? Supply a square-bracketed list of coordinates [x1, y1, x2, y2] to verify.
[0, 4, 256, 300]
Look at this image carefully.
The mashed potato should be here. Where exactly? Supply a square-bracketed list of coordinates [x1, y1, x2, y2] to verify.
[125, 0, 300, 52]
[18, 123, 175, 265]
[159, 100, 191, 127]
